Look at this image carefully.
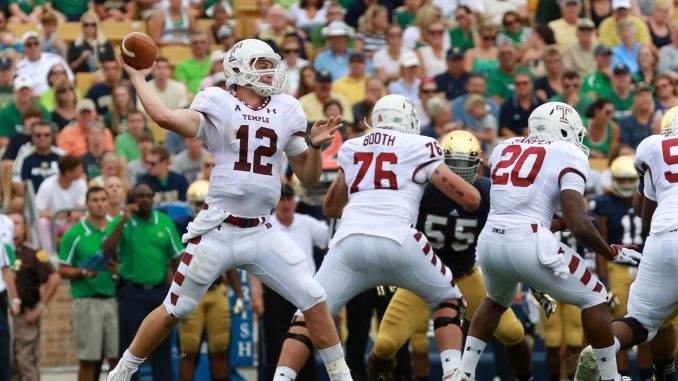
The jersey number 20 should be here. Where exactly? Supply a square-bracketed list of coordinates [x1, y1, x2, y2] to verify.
[491, 145, 546, 187]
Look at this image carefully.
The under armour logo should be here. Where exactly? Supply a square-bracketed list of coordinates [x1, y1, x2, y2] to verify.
[465, 372, 472, 377]
[465, 346, 471, 351]
[602, 357, 607, 362]
[267, 108, 276, 114]
[378, 114, 384, 122]
[217, 224, 222, 230]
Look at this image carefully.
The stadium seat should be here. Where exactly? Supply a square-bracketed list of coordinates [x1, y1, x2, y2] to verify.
[196, 18, 213, 33]
[7, 22, 38, 38]
[102, 20, 146, 43]
[589, 158, 609, 172]
[159, 45, 192, 65]
[232, 0, 258, 39]
[56, 22, 81, 43]
[147, 120, 166, 143]
[75, 72, 96, 97]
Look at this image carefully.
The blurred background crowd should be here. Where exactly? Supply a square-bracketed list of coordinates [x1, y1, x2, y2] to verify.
[0, 0, 678, 379]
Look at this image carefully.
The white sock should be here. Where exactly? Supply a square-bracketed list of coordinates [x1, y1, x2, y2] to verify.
[120, 350, 145, 369]
[593, 344, 618, 381]
[319, 343, 351, 379]
[459, 336, 486, 375]
[273, 366, 297, 381]
[441, 349, 462, 374]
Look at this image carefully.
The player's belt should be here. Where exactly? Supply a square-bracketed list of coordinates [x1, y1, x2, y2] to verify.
[202, 203, 264, 228]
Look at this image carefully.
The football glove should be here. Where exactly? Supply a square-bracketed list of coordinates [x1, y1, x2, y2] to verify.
[610, 244, 642, 266]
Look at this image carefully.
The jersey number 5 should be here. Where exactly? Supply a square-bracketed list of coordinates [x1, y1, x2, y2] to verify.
[491, 145, 546, 187]
[233, 125, 277, 176]
[350, 152, 398, 193]
[662, 137, 678, 183]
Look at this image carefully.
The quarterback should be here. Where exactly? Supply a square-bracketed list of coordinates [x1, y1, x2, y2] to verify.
[107, 39, 351, 381]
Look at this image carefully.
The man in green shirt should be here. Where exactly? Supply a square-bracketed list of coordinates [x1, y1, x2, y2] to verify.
[102, 182, 182, 381]
[602, 63, 635, 123]
[44, 0, 88, 22]
[59, 186, 118, 381]
[0, 58, 14, 109]
[175, 31, 211, 96]
[549, 71, 595, 118]
[8, 0, 43, 23]
[486, 42, 532, 105]
[0, 75, 50, 141]
[582, 45, 614, 99]
[114, 110, 146, 162]
[449, 6, 475, 52]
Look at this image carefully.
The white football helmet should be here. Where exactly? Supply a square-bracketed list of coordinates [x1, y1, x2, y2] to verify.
[222, 39, 286, 97]
[368, 94, 420, 135]
[528, 102, 589, 156]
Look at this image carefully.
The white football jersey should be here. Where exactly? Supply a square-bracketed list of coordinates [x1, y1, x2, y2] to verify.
[333, 129, 444, 245]
[487, 137, 589, 228]
[635, 132, 678, 234]
[191, 88, 308, 217]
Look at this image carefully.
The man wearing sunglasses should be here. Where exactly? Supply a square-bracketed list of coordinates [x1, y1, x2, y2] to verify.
[549, 71, 594, 118]
[563, 19, 598, 78]
[15, 32, 73, 96]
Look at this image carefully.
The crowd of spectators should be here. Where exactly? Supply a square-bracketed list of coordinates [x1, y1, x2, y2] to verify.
[0, 0, 677, 379]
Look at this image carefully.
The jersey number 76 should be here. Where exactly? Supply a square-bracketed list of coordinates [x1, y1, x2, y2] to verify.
[350, 152, 398, 193]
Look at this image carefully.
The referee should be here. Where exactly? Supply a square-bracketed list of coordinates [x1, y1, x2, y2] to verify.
[59, 186, 119, 381]
[102, 182, 184, 381]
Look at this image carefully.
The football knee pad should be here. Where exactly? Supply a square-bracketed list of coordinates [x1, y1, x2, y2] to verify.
[179, 333, 201, 353]
[164, 294, 199, 320]
[283, 317, 314, 352]
[433, 300, 464, 330]
[208, 332, 231, 352]
[615, 316, 649, 346]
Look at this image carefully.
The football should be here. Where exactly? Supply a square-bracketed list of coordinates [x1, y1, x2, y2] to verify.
[120, 32, 157, 70]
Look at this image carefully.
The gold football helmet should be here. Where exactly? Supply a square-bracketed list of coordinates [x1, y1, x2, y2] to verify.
[187, 179, 209, 214]
[660, 106, 678, 134]
[440, 130, 482, 183]
[610, 155, 638, 198]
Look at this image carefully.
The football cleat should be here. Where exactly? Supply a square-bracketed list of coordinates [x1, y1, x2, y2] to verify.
[529, 288, 557, 318]
[574, 345, 599, 381]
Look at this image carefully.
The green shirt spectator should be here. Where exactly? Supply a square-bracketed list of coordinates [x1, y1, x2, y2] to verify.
[104, 209, 183, 285]
[9, 0, 43, 16]
[115, 132, 140, 162]
[395, 10, 415, 29]
[604, 90, 634, 123]
[486, 66, 532, 102]
[582, 70, 613, 99]
[449, 27, 474, 52]
[175, 57, 211, 96]
[59, 220, 115, 298]
[0, 100, 51, 137]
[45, 0, 89, 21]
[548, 93, 595, 119]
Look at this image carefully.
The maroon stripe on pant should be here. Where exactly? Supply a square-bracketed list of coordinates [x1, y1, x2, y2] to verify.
[181, 253, 193, 266]
[423, 243, 431, 254]
[174, 272, 185, 286]
[580, 268, 592, 286]
[593, 282, 603, 293]
[568, 255, 580, 274]
[414, 232, 423, 241]
[170, 292, 178, 306]
[431, 255, 437, 266]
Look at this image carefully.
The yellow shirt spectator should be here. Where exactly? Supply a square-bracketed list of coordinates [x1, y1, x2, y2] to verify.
[549, 18, 598, 50]
[598, 15, 650, 47]
[331, 74, 367, 106]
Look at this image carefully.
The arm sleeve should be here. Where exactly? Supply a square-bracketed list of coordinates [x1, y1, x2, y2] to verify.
[283, 102, 309, 157]
[559, 171, 586, 195]
[642, 170, 656, 201]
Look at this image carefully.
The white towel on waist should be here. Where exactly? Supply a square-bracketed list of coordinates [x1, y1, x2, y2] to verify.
[536, 226, 569, 280]
[182, 208, 230, 243]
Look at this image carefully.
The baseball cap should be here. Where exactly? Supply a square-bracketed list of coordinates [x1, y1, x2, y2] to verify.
[594, 45, 612, 55]
[13, 75, 32, 91]
[21, 31, 40, 45]
[577, 18, 595, 29]
[635, 82, 651, 93]
[321, 21, 354, 38]
[446, 47, 464, 60]
[349, 51, 366, 62]
[612, 0, 631, 10]
[217, 25, 233, 40]
[76, 99, 96, 113]
[281, 184, 295, 197]
[0, 57, 12, 70]
[399, 51, 420, 67]
[613, 63, 630, 75]
[316, 69, 332, 82]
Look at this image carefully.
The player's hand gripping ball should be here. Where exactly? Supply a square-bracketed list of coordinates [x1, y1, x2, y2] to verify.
[121, 32, 157, 70]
